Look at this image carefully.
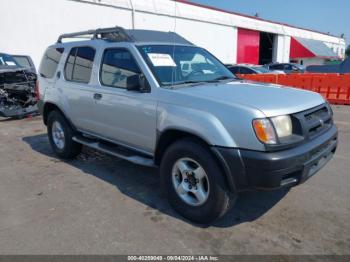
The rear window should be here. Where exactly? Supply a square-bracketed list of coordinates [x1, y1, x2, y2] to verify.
[39, 48, 64, 78]
[64, 46, 95, 83]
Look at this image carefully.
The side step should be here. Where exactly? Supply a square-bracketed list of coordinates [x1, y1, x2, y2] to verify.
[72, 135, 155, 167]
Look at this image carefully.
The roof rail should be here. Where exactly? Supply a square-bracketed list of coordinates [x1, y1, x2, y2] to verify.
[57, 26, 132, 43]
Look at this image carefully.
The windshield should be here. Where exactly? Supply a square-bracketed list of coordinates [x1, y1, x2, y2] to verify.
[137, 45, 235, 87]
[0, 53, 19, 67]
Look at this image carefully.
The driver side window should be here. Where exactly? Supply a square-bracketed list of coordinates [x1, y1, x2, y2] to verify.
[100, 48, 141, 89]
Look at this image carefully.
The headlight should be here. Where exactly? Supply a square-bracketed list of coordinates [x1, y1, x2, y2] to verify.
[252, 118, 277, 144]
[253, 115, 292, 145]
[271, 115, 292, 138]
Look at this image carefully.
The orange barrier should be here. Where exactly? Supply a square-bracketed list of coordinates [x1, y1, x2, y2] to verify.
[237, 73, 350, 105]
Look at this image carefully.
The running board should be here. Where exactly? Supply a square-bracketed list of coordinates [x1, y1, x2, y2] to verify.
[72, 136, 155, 167]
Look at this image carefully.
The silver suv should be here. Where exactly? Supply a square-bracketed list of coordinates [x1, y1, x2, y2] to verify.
[38, 27, 338, 224]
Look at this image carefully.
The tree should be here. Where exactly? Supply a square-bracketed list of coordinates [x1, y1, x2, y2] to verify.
[346, 45, 350, 57]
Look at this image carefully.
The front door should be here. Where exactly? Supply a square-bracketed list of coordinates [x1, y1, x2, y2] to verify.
[91, 47, 157, 154]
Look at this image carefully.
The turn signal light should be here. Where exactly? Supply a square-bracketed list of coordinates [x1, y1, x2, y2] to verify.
[252, 119, 277, 144]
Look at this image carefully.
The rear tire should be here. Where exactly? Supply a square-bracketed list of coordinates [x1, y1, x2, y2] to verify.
[47, 110, 82, 159]
[160, 138, 236, 224]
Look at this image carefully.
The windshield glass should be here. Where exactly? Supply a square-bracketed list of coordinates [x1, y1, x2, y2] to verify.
[0, 53, 19, 67]
[137, 45, 235, 87]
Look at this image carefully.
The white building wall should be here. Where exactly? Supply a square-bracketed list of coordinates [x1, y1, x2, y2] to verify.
[0, 0, 133, 67]
[0, 0, 346, 67]
[273, 35, 291, 63]
[134, 12, 237, 64]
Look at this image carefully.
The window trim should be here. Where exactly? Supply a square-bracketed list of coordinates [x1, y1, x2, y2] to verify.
[64, 45, 96, 84]
[39, 47, 65, 79]
[99, 47, 143, 90]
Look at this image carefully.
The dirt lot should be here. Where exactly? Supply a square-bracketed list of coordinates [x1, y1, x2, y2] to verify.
[0, 106, 349, 255]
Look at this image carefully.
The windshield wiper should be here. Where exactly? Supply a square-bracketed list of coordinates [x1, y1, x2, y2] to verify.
[206, 76, 237, 83]
[169, 80, 206, 87]
[164, 77, 237, 88]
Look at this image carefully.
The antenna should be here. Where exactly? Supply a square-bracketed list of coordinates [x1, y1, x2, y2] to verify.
[171, 0, 178, 86]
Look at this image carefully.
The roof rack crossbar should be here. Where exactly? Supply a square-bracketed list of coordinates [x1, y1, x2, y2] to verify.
[57, 26, 133, 43]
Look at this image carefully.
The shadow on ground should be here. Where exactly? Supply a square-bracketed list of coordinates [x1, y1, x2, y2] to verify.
[23, 133, 290, 228]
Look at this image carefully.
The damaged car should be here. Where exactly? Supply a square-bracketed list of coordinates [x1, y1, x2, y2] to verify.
[0, 52, 38, 118]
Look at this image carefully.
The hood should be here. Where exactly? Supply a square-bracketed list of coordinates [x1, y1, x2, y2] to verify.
[0, 66, 26, 73]
[175, 80, 325, 117]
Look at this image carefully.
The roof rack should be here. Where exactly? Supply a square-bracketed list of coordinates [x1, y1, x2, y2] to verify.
[57, 26, 132, 43]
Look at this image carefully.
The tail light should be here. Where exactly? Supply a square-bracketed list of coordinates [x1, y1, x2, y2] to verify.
[34, 80, 40, 101]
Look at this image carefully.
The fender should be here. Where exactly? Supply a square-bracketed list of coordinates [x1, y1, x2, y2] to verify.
[157, 103, 237, 148]
[42, 100, 76, 130]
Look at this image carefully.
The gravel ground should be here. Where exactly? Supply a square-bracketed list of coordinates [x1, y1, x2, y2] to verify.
[0, 106, 349, 255]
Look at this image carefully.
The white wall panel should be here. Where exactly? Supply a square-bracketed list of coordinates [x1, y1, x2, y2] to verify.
[0, 0, 132, 67]
[135, 12, 237, 64]
[273, 35, 291, 63]
[0, 0, 345, 67]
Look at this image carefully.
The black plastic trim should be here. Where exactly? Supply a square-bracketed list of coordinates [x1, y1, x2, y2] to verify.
[214, 124, 338, 191]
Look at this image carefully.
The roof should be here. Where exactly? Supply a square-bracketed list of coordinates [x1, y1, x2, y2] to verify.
[57, 27, 193, 45]
[175, 0, 339, 38]
[291, 37, 338, 59]
[126, 30, 193, 45]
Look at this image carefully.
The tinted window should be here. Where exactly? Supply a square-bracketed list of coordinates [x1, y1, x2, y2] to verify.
[39, 48, 64, 78]
[228, 66, 240, 74]
[240, 67, 255, 74]
[65, 48, 77, 81]
[253, 66, 270, 73]
[100, 49, 141, 89]
[284, 64, 293, 70]
[64, 46, 95, 83]
[270, 64, 284, 70]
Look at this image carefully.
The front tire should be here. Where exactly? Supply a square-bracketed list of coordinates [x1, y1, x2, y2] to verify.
[160, 138, 235, 224]
[47, 111, 82, 159]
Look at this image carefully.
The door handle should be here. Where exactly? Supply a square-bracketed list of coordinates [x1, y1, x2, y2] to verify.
[93, 93, 102, 100]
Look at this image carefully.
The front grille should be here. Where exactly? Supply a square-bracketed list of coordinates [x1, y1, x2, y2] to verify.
[293, 104, 333, 139]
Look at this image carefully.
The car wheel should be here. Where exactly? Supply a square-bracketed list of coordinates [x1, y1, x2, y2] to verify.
[47, 110, 82, 159]
[160, 138, 236, 224]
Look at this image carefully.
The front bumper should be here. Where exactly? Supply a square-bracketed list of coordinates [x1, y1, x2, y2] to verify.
[213, 125, 338, 191]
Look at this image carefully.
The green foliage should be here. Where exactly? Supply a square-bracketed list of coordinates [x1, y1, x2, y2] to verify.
[346, 45, 350, 57]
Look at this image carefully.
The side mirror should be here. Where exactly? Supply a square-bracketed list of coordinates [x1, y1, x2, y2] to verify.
[126, 74, 150, 93]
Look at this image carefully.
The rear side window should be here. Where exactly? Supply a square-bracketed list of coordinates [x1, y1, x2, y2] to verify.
[39, 48, 64, 78]
[100, 48, 141, 89]
[64, 46, 95, 83]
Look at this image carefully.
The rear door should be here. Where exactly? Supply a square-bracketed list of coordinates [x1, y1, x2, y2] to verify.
[57, 46, 99, 132]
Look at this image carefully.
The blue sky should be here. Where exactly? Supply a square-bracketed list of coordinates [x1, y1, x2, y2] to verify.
[190, 0, 349, 46]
